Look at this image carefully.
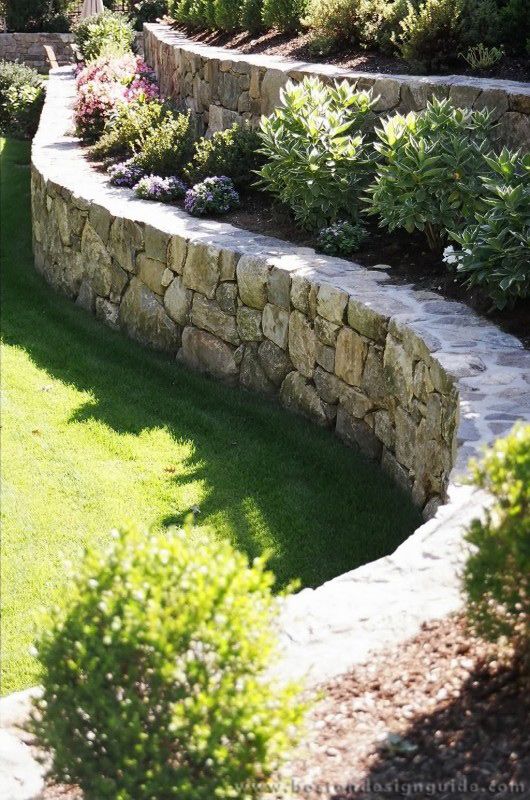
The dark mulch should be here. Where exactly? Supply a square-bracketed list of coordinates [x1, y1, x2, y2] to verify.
[224, 191, 530, 348]
[172, 24, 530, 82]
[287, 614, 530, 799]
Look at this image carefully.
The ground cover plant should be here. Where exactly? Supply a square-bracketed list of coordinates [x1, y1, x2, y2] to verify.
[0, 61, 45, 139]
[34, 525, 306, 799]
[0, 137, 421, 694]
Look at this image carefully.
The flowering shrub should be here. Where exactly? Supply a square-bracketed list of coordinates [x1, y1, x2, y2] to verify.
[463, 423, 530, 669]
[257, 77, 375, 231]
[0, 60, 44, 139]
[134, 174, 188, 202]
[446, 148, 530, 309]
[74, 55, 158, 141]
[33, 526, 306, 800]
[108, 159, 145, 187]
[317, 220, 368, 256]
[73, 10, 135, 62]
[184, 176, 240, 216]
[92, 97, 170, 160]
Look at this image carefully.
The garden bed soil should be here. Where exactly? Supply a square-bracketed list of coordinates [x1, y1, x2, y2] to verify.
[224, 191, 530, 349]
[171, 23, 530, 82]
[36, 614, 530, 799]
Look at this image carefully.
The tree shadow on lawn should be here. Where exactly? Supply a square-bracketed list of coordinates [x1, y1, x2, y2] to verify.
[0, 137, 422, 590]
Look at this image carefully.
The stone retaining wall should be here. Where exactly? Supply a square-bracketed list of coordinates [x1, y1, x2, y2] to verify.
[32, 67, 530, 681]
[0, 32, 76, 72]
[144, 23, 530, 149]
[0, 32, 144, 72]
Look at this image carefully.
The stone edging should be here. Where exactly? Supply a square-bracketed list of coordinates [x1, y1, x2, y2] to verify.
[144, 23, 530, 149]
[31, 67, 530, 686]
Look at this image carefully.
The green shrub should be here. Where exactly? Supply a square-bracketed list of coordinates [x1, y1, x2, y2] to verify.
[447, 149, 530, 309]
[463, 424, 530, 668]
[212, 0, 243, 30]
[0, 60, 44, 139]
[498, 0, 530, 56]
[91, 97, 172, 160]
[257, 77, 375, 231]
[396, 0, 466, 69]
[33, 525, 306, 800]
[316, 220, 367, 256]
[73, 10, 135, 61]
[262, 0, 306, 31]
[132, 110, 194, 176]
[131, 0, 168, 30]
[365, 98, 492, 251]
[304, 0, 407, 56]
[461, 0, 500, 49]
[239, 0, 264, 31]
[5, 0, 69, 32]
[184, 123, 264, 189]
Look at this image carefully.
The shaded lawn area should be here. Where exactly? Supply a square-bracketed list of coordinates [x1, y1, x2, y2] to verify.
[0, 137, 421, 694]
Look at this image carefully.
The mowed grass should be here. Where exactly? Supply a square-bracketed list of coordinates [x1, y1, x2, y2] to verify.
[0, 137, 421, 694]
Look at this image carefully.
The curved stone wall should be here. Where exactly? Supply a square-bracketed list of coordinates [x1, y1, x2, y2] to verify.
[32, 68, 530, 682]
[144, 23, 530, 149]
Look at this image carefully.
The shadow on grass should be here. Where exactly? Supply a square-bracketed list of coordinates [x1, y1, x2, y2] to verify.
[0, 137, 422, 590]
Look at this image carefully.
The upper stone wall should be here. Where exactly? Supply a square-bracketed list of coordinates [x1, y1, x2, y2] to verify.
[144, 23, 530, 149]
[0, 32, 76, 72]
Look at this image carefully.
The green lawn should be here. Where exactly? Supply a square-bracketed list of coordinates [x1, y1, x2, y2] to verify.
[0, 137, 421, 694]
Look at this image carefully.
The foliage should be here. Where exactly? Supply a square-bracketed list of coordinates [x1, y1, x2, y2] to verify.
[91, 97, 170, 159]
[0, 61, 44, 139]
[447, 149, 530, 309]
[239, 0, 264, 32]
[365, 98, 492, 251]
[131, 0, 168, 30]
[316, 220, 367, 256]
[304, 0, 407, 57]
[256, 77, 374, 231]
[134, 173, 188, 200]
[463, 424, 530, 667]
[184, 175, 240, 215]
[73, 10, 135, 61]
[262, 0, 306, 31]
[131, 110, 194, 176]
[33, 525, 306, 800]
[460, 43, 504, 70]
[498, 0, 530, 56]
[4, 0, 69, 32]
[396, 0, 466, 70]
[184, 123, 264, 189]
[107, 158, 145, 186]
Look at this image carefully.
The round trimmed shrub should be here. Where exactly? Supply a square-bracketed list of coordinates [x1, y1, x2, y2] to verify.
[73, 10, 135, 62]
[34, 526, 305, 800]
[464, 423, 530, 667]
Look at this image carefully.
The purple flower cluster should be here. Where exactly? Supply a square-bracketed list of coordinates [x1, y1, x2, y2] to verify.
[184, 176, 239, 217]
[107, 160, 145, 188]
[134, 174, 188, 203]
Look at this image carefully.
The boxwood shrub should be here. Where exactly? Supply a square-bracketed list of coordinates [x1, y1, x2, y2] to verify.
[34, 526, 306, 800]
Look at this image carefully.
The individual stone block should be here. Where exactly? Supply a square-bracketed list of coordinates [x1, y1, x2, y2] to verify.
[262, 303, 289, 350]
[362, 345, 388, 402]
[267, 266, 291, 309]
[109, 217, 143, 273]
[164, 275, 192, 326]
[75, 280, 96, 314]
[119, 278, 180, 354]
[191, 294, 239, 345]
[316, 284, 348, 324]
[240, 344, 275, 395]
[236, 255, 269, 309]
[289, 310, 316, 378]
[219, 249, 239, 281]
[208, 103, 241, 133]
[237, 306, 262, 341]
[335, 407, 382, 461]
[88, 203, 112, 244]
[81, 222, 127, 299]
[280, 371, 329, 427]
[216, 281, 238, 314]
[394, 407, 416, 470]
[291, 274, 310, 314]
[314, 367, 342, 404]
[335, 326, 366, 387]
[53, 197, 70, 246]
[179, 326, 238, 384]
[182, 242, 220, 299]
[381, 449, 411, 494]
[95, 297, 119, 330]
[384, 335, 414, 407]
[258, 340, 292, 386]
[316, 342, 335, 373]
[261, 69, 289, 115]
[340, 385, 373, 419]
[137, 254, 166, 296]
[218, 71, 241, 110]
[374, 409, 395, 450]
[315, 315, 340, 347]
[144, 225, 171, 262]
[167, 235, 187, 273]
[347, 298, 388, 344]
